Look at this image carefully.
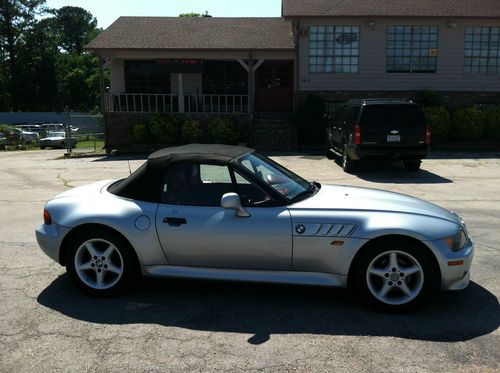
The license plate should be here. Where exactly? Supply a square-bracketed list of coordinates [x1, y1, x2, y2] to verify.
[387, 135, 401, 142]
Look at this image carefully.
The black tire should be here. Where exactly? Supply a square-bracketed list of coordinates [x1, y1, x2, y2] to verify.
[341, 143, 357, 173]
[40, 146, 46, 150]
[66, 228, 139, 297]
[353, 239, 438, 312]
[404, 160, 421, 172]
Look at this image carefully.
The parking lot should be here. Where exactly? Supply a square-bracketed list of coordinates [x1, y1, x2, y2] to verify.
[0, 149, 499, 372]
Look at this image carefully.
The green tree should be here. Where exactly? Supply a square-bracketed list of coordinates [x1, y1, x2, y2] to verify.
[179, 12, 201, 17]
[52, 6, 97, 54]
[0, 0, 46, 110]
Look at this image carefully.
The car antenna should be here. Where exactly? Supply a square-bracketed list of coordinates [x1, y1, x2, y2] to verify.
[127, 160, 132, 175]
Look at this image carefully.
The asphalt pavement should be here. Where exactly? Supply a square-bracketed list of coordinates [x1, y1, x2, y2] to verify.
[0, 149, 498, 372]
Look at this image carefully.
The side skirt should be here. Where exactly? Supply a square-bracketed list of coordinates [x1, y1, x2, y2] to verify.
[142, 265, 347, 288]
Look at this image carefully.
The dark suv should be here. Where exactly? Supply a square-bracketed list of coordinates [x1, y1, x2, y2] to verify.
[325, 98, 430, 172]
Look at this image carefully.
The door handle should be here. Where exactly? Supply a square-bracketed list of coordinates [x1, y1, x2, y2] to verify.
[163, 217, 187, 226]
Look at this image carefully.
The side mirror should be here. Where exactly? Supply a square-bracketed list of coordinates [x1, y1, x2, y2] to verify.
[221, 193, 250, 218]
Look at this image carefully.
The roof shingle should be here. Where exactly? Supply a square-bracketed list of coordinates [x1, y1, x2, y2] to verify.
[282, 0, 500, 18]
[85, 17, 295, 51]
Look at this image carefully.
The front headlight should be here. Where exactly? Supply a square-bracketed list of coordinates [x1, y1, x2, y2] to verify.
[443, 229, 468, 252]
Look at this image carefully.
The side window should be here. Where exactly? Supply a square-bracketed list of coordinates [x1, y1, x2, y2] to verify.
[233, 170, 274, 207]
[161, 163, 235, 206]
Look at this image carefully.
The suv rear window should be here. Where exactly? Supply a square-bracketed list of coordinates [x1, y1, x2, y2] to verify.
[360, 105, 426, 126]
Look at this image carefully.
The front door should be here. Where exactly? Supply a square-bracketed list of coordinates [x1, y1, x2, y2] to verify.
[255, 61, 293, 112]
[155, 162, 292, 270]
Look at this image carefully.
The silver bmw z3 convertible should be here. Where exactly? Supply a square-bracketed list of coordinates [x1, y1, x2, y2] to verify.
[36, 144, 473, 311]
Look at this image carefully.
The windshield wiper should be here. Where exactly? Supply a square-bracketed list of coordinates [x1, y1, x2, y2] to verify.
[290, 182, 319, 202]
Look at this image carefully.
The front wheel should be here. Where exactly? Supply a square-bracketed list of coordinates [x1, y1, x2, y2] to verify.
[66, 228, 138, 297]
[354, 241, 437, 311]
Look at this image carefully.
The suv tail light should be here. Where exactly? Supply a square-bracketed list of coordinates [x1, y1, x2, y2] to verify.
[425, 124, 431, 144]
[354, 124, 361, 145]
[43, 209, 52, 225]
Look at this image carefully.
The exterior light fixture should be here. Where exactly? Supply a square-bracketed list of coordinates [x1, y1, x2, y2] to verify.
[446, 21, 458, 30]
[368, 20, 376, 30]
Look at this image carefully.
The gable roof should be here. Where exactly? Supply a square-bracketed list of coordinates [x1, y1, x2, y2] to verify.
[85, 17, 295, 51]
[282, 0, 500, 18]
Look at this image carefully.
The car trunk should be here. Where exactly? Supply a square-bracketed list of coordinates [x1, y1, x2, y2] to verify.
[359, 104, 427, 147]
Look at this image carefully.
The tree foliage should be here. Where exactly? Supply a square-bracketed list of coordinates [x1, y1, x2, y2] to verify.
[0, 1, 104, 112]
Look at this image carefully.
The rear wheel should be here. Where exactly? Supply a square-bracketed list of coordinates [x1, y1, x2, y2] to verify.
[353, 240, 437, 312]
[325, 138, 334, 159]
[342, 144, 357, 173]
[404, 160, 421, 171]
[66, 228, 138, 297]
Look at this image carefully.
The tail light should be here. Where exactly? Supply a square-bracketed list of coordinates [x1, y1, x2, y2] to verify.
[354, 124, 361, 145]
[43, 209, 52, 225]
[425, 124, 431, 144]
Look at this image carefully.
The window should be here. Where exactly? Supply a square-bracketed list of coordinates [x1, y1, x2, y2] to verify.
[124, 61, 171, 93]
[308, 25, 360, 73]
[203, 61, 248, 94]
[387, 26, 439, 73]
[464, 27, 500, 74]
[162, 162, 273, 207]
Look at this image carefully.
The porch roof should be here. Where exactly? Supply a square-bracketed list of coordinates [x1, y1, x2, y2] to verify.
[85, 17, 295, 52]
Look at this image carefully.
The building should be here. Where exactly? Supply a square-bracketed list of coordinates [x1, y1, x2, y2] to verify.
[85, 0, 500, 150]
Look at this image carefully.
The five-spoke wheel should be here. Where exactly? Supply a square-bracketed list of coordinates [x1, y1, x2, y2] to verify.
[66, 228, 137, 296]
[355, 240, 436, 311]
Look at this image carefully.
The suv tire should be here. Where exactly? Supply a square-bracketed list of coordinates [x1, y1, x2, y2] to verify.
[404, 160, 421, 172]
[342, 144, 357, 173]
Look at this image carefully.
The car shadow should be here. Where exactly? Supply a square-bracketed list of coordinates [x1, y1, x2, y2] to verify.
[337, 160, 453, 184]
[38, 275, 499, 345]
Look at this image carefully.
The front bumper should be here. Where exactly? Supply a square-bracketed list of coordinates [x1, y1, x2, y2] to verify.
[35, 223, 70, 265]
[427, 237, 474, 291]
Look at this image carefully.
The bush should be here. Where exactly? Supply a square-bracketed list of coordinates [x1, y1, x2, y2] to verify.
[208, 117, 239, 144]
[423, 106, 451, 143]
[413, 90, 444, 108]
[131, 123, 150, 144]
[451, 107, 485, 141]
[483, 105, 500, 141]
[182, 120, 203, 143]
[294, 94, 326, 146]
[150, 114, 180, 145]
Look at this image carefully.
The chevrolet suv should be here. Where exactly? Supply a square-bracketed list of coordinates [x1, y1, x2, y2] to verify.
[325, 99, 430, 172]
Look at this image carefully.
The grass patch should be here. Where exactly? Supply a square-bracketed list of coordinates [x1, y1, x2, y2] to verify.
[76, 140, 105, 149]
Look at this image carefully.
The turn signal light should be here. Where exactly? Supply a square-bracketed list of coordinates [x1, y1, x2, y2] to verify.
[43, 209, 52, 225]
[354, 124, 361, 145]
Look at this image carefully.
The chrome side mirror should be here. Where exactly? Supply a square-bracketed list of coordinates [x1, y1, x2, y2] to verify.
[221, 193, 250, 218]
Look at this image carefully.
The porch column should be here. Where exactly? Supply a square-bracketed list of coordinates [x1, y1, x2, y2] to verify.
[178, 73, 184, 113]
[248, 57, 254, 115]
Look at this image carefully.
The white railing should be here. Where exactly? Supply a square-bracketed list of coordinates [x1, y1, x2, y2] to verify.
[104, 93, 248, 114]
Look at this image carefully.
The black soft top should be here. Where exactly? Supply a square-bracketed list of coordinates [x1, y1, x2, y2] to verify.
[108, 144, 253, 202]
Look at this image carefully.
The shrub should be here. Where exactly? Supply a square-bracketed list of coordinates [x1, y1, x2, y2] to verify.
[423, 106, 451, 143]
[413, 90, 444, 108]
[293, 94, 326, 146]
[208, 117, 239, 144]
[150, 114, 180, 145]
[483, 105, 500, 141]
[451, 107, 485, 141]
[130, 123, 150, 144]
[182, 120, 203, 143]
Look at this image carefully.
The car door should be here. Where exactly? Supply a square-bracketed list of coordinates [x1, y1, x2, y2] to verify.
[155, 162, 292, 270]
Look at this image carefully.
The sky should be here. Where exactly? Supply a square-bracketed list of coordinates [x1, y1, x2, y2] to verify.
[44, 0, 282, 28]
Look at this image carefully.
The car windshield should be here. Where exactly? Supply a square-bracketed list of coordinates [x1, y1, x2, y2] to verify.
[235, 153, 317, 202]
[360, 105, 426, 126]
[47, 131, 65, 137]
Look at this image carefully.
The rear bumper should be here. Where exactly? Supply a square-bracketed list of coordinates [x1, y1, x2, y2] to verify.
[35, 223, 70, 264]
[347, 144, 430, 161]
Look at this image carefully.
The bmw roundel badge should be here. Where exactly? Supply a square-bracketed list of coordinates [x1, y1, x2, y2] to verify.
[295, 224, 306, 234]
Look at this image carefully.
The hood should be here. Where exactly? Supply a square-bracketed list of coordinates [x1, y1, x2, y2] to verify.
[51, 180, 115, 200]
[290, 184, 460, 224]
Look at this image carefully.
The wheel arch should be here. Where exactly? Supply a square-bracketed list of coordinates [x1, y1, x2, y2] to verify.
[347, 234, 441, 289]
[59, 223, 140, 270]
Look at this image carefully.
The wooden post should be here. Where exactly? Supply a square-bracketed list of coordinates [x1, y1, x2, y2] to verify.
[248, 55, 254, 116]
[98, 56, 108, 151]
[178, 73, 184, 113]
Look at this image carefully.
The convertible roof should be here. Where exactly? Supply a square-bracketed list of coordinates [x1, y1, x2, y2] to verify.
[149, 144, 252, 162]
[108, 144, 253, 203]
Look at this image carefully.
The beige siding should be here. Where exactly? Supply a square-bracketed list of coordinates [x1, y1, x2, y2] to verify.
[297, 18, 500, 92]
